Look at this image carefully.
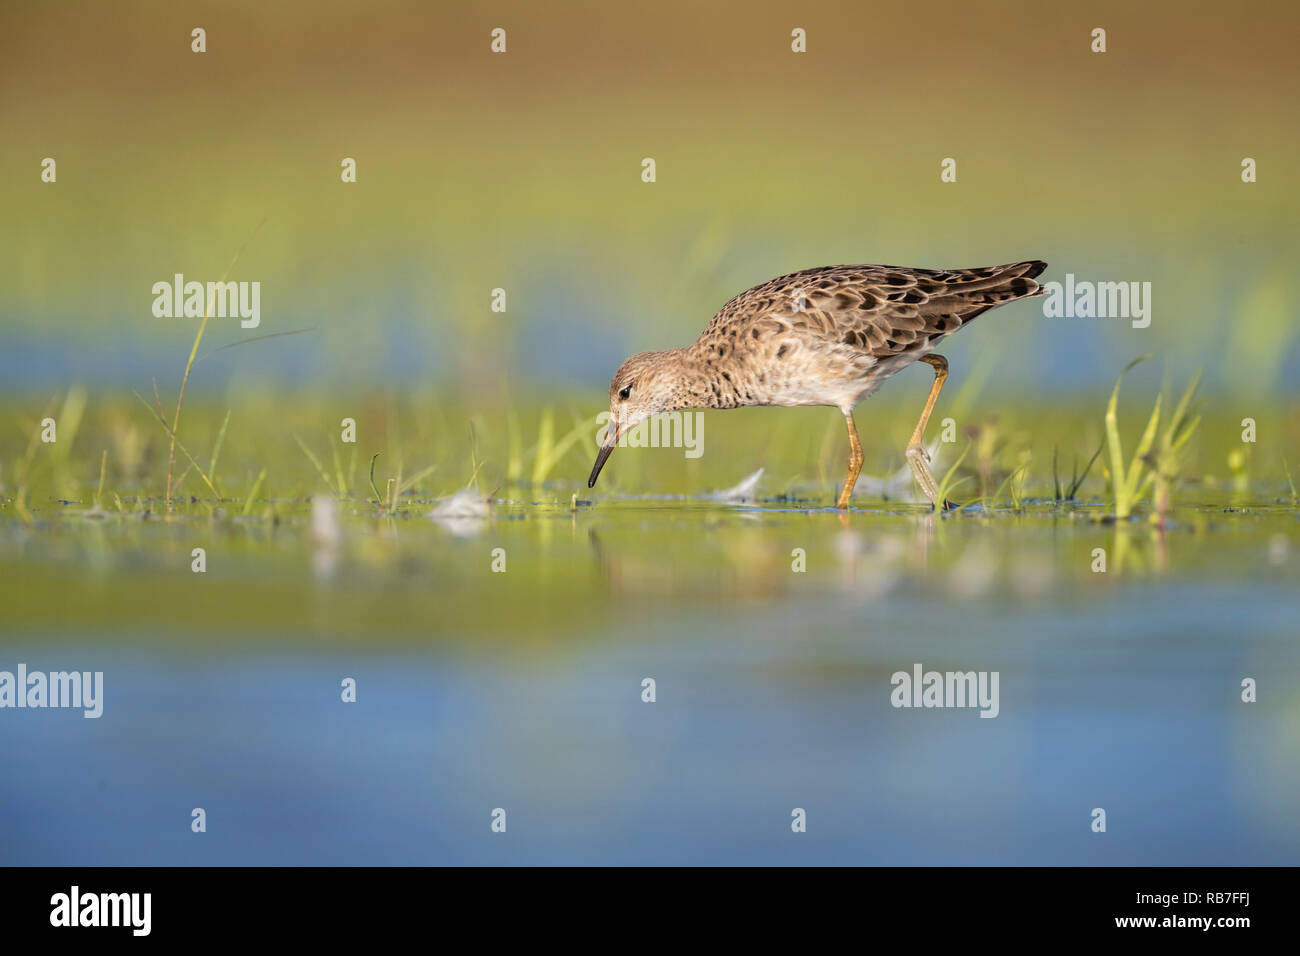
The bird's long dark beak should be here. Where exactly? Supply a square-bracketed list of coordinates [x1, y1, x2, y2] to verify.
[589, 419, 625, 488]
[588, 441, 615, 488]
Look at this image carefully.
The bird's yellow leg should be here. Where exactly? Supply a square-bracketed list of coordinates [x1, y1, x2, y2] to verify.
[836, 410, 864, 509]
[905, 354, 949, 510]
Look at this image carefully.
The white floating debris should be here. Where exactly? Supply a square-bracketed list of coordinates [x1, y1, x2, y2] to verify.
[703, 467, 764, 502]
[428, 487, 490, 537]
[428, 488, 490, 518]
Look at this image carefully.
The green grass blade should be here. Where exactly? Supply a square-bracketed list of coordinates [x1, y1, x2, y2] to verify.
[208, 408, 231, 494]
[1105, 355, 1153, 518]
[531, 409, 555, 486]
[1067, 437, 1105, 500]
[1124, 392, 1162, 505]
[132, 390, 220, 498]
[368, 454, 383, 507]
[94, 449, 107, 508]
[193, 327, 317, 365]
[241, 467, 267, 516]
[293, 435, 336, 493]
[935, 440, 973, 509]
[397, 463, 438, 498]
[331, 439, 347, 497]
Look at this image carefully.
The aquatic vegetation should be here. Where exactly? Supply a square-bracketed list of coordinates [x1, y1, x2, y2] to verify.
[368, 454, 384, 507]
[526, 406, 593, 488]
[934, 441, 973, 509]
[241, 468, 267, 517]
[1052, 439, 1104, 502]
[152, 225, 261, 511]
[294, 434, 338, 493]
[0, 370, 1277, 532]
[1148, 371, 1203, 525]
[1103, 357, 1202, 521]
[989, 460, 1031, 512]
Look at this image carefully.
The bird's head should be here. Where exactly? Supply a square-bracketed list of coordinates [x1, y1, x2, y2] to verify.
[588, 349, 685, 488]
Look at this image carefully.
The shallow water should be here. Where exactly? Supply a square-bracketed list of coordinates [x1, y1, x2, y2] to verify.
[2, 494, 1298, 864]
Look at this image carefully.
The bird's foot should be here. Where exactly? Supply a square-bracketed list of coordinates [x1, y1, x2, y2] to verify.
[905, 443, 931, 465]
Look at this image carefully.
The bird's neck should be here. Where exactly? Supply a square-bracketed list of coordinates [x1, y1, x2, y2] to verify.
[672, 341, 748, 410]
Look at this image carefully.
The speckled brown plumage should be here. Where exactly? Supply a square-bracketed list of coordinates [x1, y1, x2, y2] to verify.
[590, 260, 1048, 509]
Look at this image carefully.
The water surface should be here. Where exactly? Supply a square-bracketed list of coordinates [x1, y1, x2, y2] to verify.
[2, 496, 1297, 864]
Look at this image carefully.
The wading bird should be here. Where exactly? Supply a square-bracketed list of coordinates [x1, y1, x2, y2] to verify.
[589, 260, 1047, 509]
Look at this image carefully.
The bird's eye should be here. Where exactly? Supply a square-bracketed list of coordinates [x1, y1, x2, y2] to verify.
[618, 385, 632, 400]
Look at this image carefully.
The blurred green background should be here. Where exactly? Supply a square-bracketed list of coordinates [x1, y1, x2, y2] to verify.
[2, 0, 1297, 401]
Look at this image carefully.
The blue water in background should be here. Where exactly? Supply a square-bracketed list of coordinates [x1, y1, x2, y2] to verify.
[3, 582, 1295, 865]
[4, 244, 1298, 396]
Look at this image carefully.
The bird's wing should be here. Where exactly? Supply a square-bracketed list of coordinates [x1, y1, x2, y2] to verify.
[708, 261, 1047, 357]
